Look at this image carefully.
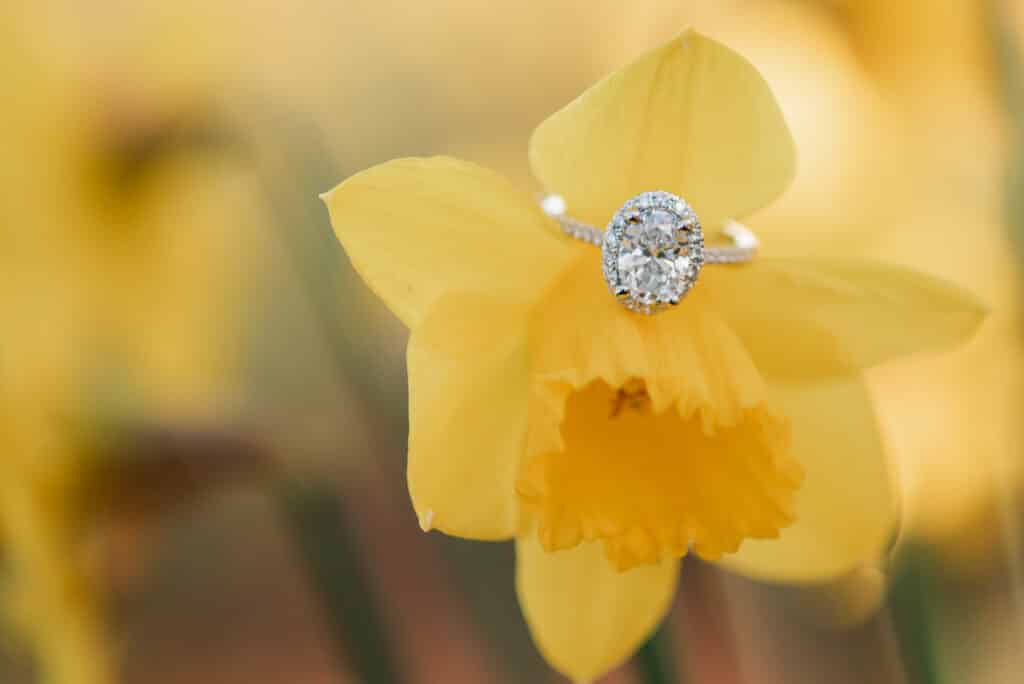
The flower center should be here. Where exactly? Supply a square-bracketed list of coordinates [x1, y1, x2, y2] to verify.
[610, 379, 651, 417]
[518, 378, 802, 571]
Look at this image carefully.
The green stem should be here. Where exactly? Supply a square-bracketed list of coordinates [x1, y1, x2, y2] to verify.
[988, 0, 1024, 124]
[987, 0, 1024, 257]
[636, 623, 679, 684]
[277, 481, 401, 684]
[243, 112, 405, 684]
[888, 546, 944, 684]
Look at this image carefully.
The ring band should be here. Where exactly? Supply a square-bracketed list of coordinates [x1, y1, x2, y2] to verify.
[542, 194, 758, 263]
[541, 192, 757, 314]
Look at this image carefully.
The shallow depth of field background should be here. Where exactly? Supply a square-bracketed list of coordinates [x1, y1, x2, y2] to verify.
[1, 1, 1022, 682]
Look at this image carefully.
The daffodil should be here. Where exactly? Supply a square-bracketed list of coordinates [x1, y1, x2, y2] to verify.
[323, 30, 984, 681]
[0, 3, 264, 416]
[0, 388, 113, 684]
[0, 8, 265, 682]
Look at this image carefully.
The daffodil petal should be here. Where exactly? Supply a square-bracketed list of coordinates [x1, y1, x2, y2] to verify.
[719, 376, 897, 582]
[322, 156, 574, 328]
[528, 254, 770, 423]
[516, 536, 678, 683]
[708, 258, 987, 380]
[529, 29, 795, 229]
[407, 293, 530, 540]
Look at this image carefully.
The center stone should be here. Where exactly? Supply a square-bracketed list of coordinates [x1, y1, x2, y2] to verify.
[619, 210, 691, 301]
[602, 192, 705, 314]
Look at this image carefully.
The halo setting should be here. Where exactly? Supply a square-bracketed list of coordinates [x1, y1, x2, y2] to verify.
[602, 192, 704, 314]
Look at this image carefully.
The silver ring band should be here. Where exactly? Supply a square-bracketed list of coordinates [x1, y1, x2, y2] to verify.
[541, 194, 757, 265]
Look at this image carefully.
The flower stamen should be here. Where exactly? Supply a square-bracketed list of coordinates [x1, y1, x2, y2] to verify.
[610, 379, 651, 418]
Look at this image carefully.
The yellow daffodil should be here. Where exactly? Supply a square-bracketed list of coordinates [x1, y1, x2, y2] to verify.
[0, 294, 113, 684]
[0, 7, 266, 682]
[0, 3, 264, 416]
[323, 30, 984, 681]
[0, 387, 113, 684]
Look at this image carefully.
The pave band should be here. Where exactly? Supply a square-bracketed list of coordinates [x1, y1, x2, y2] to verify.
[541, 192, 757, 314]
[542, 194, 758, 264]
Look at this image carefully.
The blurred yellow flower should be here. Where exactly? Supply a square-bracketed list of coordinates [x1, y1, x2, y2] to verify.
[324, 30, 984, 681]
[0, 387, 113, 684]
[779, 0, 1020, 564]
[0, 5, 267, 682]
[0, 3, 263, 416]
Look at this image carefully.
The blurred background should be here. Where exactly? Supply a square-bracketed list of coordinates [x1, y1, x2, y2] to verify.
[0, 0, 1021, 682]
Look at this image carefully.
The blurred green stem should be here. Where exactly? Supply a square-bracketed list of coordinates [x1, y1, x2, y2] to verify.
[989, 0, 1024, 256]
[278, 481, 401, 684]
[888, 546, 943, 684]
[250, 112, 404, 684]
[636, 623, 681, 684]
[989, 0, 1024, 123]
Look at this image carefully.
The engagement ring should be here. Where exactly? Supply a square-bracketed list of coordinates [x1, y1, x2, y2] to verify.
[543, 191, 757, 314]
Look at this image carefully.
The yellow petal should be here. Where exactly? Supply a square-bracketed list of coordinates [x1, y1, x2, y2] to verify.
[322, 156, 574, 328]
[527, 255, 769, 421]
[407, 293, 530, 540]
[719, 376, 897, 582]
[515, 535, 678, 683]
[707, 258, 987, 380]
[529, 29, 795, 229]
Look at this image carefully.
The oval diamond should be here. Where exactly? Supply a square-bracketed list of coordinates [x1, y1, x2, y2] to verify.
[602, 191, 704, 314]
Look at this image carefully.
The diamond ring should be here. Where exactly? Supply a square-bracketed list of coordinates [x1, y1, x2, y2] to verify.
[542, 191, 757, 315]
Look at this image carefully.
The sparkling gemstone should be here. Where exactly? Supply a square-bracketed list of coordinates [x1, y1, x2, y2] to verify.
[623, 210, 677, 255]
[602, 191, 704, 314]
[619, 254, 676, 301]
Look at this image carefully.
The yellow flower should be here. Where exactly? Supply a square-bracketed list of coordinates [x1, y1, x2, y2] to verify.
[0, 7, 265, 682]
[0, 321, 113, 684]
[0, 3, 263, 416]
[323, 30, 984, 682]
[0, 403, 113, 684]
